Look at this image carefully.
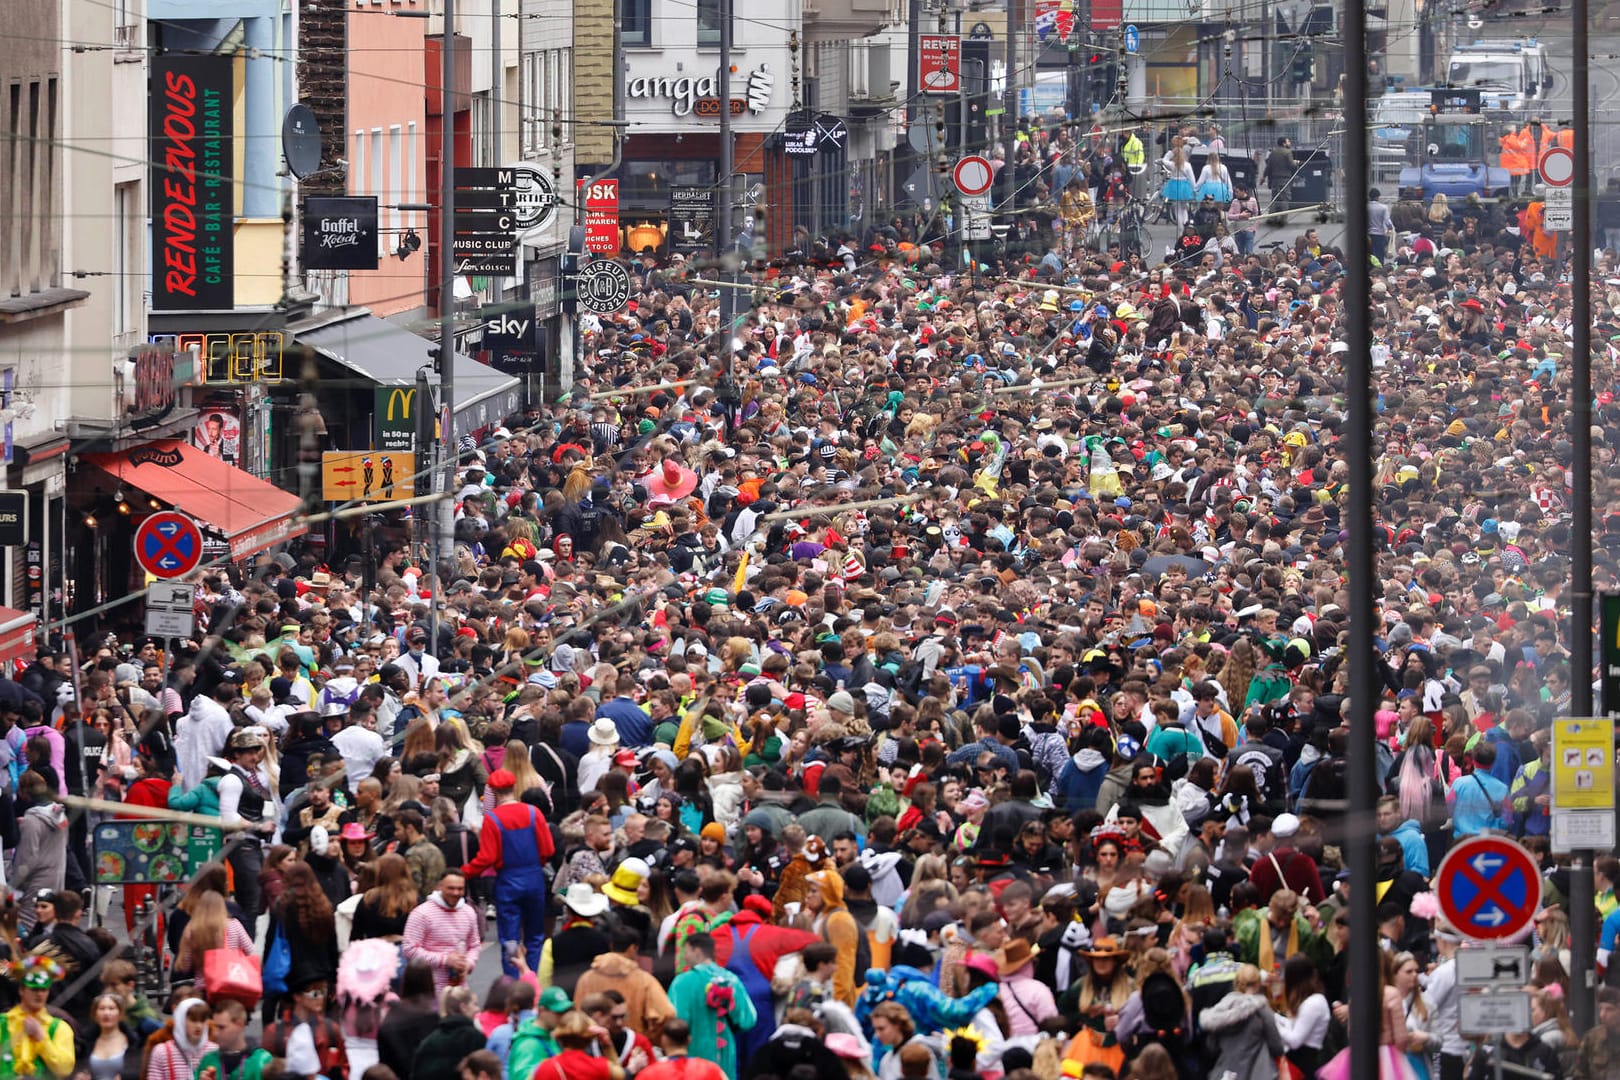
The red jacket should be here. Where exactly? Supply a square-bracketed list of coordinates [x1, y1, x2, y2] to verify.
[461, 801, 555, 877]
[712, 909, 819, 977]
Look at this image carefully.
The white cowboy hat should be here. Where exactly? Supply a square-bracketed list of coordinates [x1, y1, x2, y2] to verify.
[587, 717, 621, 747]
[561, 882, 609, 918]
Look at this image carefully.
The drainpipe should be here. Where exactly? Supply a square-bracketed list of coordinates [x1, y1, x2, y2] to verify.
[243, 16, 277, 217]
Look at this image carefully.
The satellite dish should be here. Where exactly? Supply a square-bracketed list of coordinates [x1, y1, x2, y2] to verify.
[282, 103, 323, 180]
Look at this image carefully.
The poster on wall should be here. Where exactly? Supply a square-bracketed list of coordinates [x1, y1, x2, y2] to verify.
[150, 54, 235, 311]
[192, 405, 241, 466]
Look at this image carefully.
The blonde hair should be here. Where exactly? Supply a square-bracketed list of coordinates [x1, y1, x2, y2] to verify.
[1234, 963, 1265, 994]
[503, 740, 545, 795]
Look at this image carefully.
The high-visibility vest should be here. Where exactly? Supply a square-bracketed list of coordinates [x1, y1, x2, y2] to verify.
[1500, 127, 1533, 175]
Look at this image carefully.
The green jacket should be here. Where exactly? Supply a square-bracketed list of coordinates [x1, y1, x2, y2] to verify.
[194, 1047, 273, 1080]
[168, 777, 221, 817]
[507, 1018, 561, 1080]
[1232, 908, 1330, 973]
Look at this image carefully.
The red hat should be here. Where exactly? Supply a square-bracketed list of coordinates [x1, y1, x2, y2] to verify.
[614, 749, 640, 767]
[742, 894, 775, 919]
[488, 768, 517, 790]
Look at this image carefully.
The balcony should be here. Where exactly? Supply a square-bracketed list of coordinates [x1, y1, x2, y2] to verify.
[846, 40, 898, 114]
[803, 0, 891, 42]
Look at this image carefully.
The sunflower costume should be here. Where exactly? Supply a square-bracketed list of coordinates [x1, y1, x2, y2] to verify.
[0, 957, 73, 1079]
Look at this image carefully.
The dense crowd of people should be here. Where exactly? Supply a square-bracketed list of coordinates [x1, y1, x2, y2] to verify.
[0, 120, 1618, 1080]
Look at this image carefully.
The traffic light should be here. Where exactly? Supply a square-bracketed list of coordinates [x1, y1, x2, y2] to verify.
[1086, 54, 1116, 111]
[1291, 44, 1314, 84]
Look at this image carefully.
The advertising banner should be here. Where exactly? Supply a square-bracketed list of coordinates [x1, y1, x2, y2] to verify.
[151, 55, 235, 311]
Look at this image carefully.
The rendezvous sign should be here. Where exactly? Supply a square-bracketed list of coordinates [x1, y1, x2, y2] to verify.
[1435, 835, 1540, 941]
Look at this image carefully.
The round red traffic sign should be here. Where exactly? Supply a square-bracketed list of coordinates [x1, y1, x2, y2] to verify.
[134, 511, 204, 579]
[1435, 834, 1541, 941]
[1539, 145, 1574, 187]
[953, 155, 994, 197]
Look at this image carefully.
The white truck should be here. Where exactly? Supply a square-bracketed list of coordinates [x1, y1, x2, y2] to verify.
[1445, 39, 1552, 112]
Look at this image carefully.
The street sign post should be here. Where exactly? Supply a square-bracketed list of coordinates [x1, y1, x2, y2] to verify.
[1459, 991, 1532, 1035]
[1435, 835, 1541, 941]
[133, 512, 204, 579]
[144, 580, 196, 639]
[1455, 944, 1530, 989]
[1124, 25, 1140, 54]
[1552, 717, 1616, 851]
[1545, 185, 1574, 232]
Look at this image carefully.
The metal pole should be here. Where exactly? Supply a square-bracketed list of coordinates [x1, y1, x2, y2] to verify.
[1569, 0, 1596, 1032]
[1342, 1, 1379, 1078]
[717, 0, 735, 381]
[434, 0, 457, 658]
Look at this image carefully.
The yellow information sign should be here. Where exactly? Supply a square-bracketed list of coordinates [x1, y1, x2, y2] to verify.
[1551, 717, 1615, 810]
[320, 451, 418, 503]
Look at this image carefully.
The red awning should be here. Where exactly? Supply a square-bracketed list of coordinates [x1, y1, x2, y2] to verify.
[0, 609, 37, 668]
[81, 440, 307, 560]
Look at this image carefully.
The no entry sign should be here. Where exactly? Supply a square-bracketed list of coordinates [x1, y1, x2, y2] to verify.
[1435, 835, 1541, 941]
[1538, 145, 1574, 188]
[953, 155, 994, 197]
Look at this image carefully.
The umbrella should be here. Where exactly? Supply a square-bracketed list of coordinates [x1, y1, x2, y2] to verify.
[1139, 554, 1212, 580]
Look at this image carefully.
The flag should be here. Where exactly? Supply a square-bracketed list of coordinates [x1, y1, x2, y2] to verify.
[733, 550, 750, 594]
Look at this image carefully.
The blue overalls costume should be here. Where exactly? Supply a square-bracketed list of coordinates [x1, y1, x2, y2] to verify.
[462, 772, 555, 977]
[723, 924, 776, 1068]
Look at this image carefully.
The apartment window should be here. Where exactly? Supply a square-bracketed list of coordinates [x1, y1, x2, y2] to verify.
[521, 49, 572, 154]
[623, 0, 650, 45]
[113, 182, 136, 334]
[697, 0, 729, 45]
[521, 53, 540, 154]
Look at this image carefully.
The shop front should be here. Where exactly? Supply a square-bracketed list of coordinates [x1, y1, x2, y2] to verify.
[73, 440, 309, 614]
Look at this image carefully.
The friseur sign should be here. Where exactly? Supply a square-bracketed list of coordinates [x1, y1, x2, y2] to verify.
[376, 386, 417, 453]
[150, 54, 234, 311]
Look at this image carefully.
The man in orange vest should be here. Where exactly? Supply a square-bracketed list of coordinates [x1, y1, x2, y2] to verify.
[1500, 126, 1534, 195]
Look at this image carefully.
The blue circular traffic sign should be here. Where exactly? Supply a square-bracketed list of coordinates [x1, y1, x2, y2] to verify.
[1435, 835, 1540, 941]
[134, 511, 204, 579]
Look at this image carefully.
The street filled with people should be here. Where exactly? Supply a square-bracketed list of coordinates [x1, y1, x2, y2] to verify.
[2, 120, 1620, 1080]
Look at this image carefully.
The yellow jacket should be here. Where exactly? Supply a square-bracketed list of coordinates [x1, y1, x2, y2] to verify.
[0, 1007, 74, 1080]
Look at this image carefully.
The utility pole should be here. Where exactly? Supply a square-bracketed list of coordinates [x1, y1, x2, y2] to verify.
[1342, 2, 1379, 1080]
[716, 0, 737, 384]
[1569, 0, 1596, 1034]
[434, 0, 458, 656]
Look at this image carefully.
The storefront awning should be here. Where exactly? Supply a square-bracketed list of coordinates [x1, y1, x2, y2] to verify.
[80, 441, 308, 560]
[0, 609, 37, 668]
[294, 311, 522, 434]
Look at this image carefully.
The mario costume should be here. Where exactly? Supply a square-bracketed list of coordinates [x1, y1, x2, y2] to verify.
[0, 957, 73, 1080]
[461, 767, 555, 976]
